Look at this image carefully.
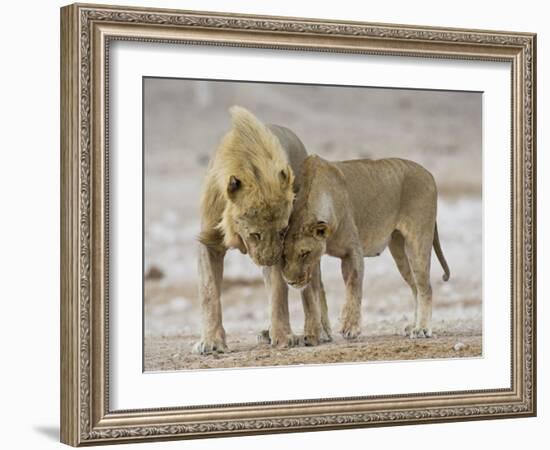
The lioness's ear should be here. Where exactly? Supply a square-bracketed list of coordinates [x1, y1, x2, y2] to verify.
[312, 221, 331, 240]
[227, 176, 242, 199]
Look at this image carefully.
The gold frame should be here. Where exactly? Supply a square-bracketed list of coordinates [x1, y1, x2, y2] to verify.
[60, 3, 536, 446]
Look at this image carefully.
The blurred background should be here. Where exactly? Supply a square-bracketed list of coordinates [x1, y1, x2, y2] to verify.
[143, 78, 482, 370]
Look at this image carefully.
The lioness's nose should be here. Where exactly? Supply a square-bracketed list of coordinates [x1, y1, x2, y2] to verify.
[288, 280, 307, 290]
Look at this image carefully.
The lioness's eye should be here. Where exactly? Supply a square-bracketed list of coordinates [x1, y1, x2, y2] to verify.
[250, 232, 261, 241]
[279, 227, 288, 240]
[300, 251, 310, 259]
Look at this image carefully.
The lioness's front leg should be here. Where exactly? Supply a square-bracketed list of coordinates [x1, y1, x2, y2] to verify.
[193, 243, 227, 354]
[340, 250, 364, 339]
[300, 262, 332, 345]
[301, 284, 321, 346]
[263, 265, 299, 348]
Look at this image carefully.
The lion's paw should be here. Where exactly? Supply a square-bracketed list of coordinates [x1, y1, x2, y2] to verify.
[270, 331, 300, 349]
[340, 321, 361, 340]
[192, 335, 228, 355]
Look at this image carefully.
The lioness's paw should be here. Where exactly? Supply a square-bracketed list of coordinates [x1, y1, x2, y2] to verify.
[192, 337, 228, 355]
[256, 329, 271, 344]
[408, 327, 432, 339]
[303, 333, 320, 347]
[340, 322, 361, 340]
[320, 328, 333, 343]
[303, 324, 321, 346]
[320, 321, 333, 342]
[270, 331, 300, 349]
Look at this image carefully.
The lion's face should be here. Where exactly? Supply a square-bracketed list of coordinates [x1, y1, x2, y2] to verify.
[233, 207, 292, 267]
[282, 219, 331, 289]
[226, 174, 294, 267]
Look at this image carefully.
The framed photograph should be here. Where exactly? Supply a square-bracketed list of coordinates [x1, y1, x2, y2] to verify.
[60, 3, 536, 446]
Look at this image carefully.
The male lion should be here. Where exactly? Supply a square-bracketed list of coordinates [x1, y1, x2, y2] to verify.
[194, 107, 330, 354]
[282, 155, 450, 342]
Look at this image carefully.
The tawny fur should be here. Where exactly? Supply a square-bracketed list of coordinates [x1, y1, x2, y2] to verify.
[282, 155, 450, 341]
[199, 106, 295, 251]
[194, 107, 330, 354]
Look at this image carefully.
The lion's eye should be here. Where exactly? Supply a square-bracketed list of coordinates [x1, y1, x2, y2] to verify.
[250, 232, 261, 241]
[300, 251, 310, 259]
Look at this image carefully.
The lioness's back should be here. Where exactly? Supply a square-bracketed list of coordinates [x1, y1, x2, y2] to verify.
[334, 157, 435, 203]
[336, 157, 432, 183]
[328, 158, 436, 245]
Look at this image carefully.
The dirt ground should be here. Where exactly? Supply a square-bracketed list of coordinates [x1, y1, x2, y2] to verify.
[145, 334, 481, 371]
[143, 80, 482, 371]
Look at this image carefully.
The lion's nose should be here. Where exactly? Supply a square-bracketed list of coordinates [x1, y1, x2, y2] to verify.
[258, 253, 280, 267]
[267, 249, 282, 265]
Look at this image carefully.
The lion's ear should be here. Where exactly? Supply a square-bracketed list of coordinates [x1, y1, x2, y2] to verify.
[227, 176, 242, 199]
[312, 221, 331, 240]
[279, 166, 293, 188]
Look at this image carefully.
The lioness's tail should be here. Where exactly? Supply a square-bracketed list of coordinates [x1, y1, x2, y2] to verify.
[433, 222, 450, 282]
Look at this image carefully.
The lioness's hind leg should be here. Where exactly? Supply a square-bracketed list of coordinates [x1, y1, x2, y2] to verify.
[389, 231, 418, 336]
[404, 235, 433, 339]
[256, 329, 271, 344]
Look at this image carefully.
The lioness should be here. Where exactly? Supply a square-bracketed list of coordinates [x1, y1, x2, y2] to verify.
[194, 107, 330, 354]
[282, 155, 450, 341]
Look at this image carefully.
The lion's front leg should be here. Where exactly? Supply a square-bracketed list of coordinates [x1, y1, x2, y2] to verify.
[262, 265, 300, 348]
[339, 250, 364, 339]
[193, 243, 228, 354]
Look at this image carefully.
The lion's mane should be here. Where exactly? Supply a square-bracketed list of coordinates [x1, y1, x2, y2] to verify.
[198, 106, 295, 250]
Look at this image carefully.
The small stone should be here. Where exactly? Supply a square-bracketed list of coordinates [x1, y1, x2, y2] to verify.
[145, 265, 164, 280]
[454, 342, 467, 352]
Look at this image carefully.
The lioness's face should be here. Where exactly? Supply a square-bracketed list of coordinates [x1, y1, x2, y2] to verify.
[282, 220, 330, 289]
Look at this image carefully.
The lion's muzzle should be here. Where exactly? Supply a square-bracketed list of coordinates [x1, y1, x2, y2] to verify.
[252, 249, 282, 267]
[283, 273, 311, 290]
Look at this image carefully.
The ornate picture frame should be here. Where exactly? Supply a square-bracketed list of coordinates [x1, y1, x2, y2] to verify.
[60, 3, 536, 446]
